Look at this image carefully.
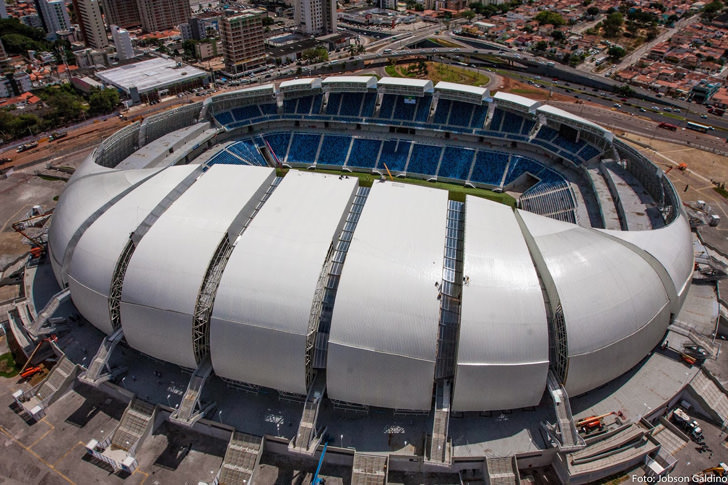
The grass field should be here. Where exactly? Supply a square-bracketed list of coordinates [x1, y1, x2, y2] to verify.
[0, 352, 20, 378]
[281, 167, 516, 206]
[385, 61, 489, 86]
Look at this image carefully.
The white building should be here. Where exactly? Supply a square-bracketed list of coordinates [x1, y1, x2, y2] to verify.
[294, 0, 336, 35]
[111, 25, 134, 61]
[73, 0, 109, 49]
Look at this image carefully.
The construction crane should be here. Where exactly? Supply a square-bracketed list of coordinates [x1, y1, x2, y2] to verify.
[311, 441, 328, 485]
[576, 411, 623, 434]
[12, 208, 54, 257]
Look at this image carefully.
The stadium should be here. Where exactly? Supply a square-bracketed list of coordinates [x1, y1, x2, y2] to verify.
[39, 75, 700, 482]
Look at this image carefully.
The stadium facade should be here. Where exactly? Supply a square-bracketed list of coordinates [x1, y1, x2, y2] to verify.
[45, 75, 696, 479]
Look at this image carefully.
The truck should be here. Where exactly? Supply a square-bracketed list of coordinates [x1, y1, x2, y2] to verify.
[49, 132, 67, 141]
[16, 141, 38, 153]
[670, 408, 704, 442]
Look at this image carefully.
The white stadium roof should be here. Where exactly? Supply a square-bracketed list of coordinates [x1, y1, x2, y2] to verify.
[454, 197, 549, 412]
[120, 165, 275, 369]
[67, 166, 198, 335]
[327, 182, 447, 410]
[210, 171, 358, 395]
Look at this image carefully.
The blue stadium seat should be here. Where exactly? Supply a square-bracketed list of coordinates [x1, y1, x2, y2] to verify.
[407, 144, 442, 176]
[287, 133, 321, 164]
[438, 147, 475, 180]
[232, 105, 262, 121]
[207, 150, 240, 166]
[326, 93, 342, 115]
[296, 96, 313, 114]
[470, 105, 488, 129]
[311, 95, 323, 114]
[259, 103, 277, 115]
[340, 93, 364, 117]
[214, 111, 234, 126]
[521, 119, 535, 135]
[448, 101, 473, 127]
[378, 139, 410, 172]
[361, 93, 377, 117]
[489, 108, 504, 131]
[347, 139, 381, 169]
[283, 99, 297, 113]
[415, 96, 432, 122]
[263, 133, 290, 162]
[535, 126, 559, 142]
[317, 135, 351, 166]
[470, 150, 510, 185]
[433, 99, 451, 124]
[504, 156, 552, 185]
[393, 95, 417, 121]
[501, 112, 525, 134]
[226, 140, 268, 166]
[578, 144, 601, 161]
[378, 94, 396, 119]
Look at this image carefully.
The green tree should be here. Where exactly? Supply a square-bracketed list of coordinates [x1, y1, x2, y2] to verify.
[602, 11, 623, 37]
[262, 16, 275, 26]
[608, 45, 626, 59]
[587, 6, 599, 16]
[534, 40, 548, 51]
[534, 10, 566, 26]
[88, 88, 120, 115]
[702, 0, 724, 20]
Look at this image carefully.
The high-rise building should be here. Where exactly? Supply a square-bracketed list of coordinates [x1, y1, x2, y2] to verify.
[294, 0, 336, 35]
[136, 0, 191, 33]
[21, 14, 44, 30]
[178, 22, 192, 41]
[190, 17, 207, 40]
[111, 25, 134, 60]
[101, 0, 141, 29]
[34, 0, 71, 37]
[0, 0, 8, 19]
[219, 9, 266, 76]
[72, 0, 109, 49]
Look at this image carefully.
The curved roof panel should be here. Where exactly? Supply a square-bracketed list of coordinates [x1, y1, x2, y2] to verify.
[519, 211, 671, 396]
[210, 171, 357, 394]
[48, 168, 157, 282]
[67, 166, 198, 334]
[120, 165, 275, 368]
[453, 197, 549, 412]
[327, 182, 447, 410]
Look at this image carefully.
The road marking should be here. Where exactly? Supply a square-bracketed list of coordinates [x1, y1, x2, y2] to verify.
[0, 425, 75, 484]
[53, 441, 85, 466]
[28, 422, 54, 449]
[134, 466, 150, 484]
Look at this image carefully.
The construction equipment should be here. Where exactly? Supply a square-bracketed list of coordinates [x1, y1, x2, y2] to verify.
[311, 441, 328, 485]
[671, 408, 704, 443]
[12, 208, 54, 249]
[576, 411, 623, 434]
[665, 163, 687, 174]
[20, 365, 43, 379]
[692, 463, 728, 482]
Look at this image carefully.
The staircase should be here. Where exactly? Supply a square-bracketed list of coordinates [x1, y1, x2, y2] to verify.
[351, 453, 388, 485]
[81, 328, 126, 385]
[170, 356, 215, 426]
[546, 371, 584, 451]
[111, 398, 156, 453]
[485, 456, 519, 485]
[35, 355, 76, 403]
[217, 432, 263, 485]
[27, 288, 71, 336]
[689, 370, 728, 428]
[290, 372, 327, 454]
[428, 381, 451, 465]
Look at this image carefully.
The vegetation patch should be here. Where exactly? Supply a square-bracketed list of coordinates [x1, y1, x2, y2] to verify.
[386, 61, 489, 86]
[0, 352, 20, 378]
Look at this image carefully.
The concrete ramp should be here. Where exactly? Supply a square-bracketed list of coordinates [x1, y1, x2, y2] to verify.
[218, 431, 263, 485]
[689, 370, 728, 427]
[352, 453, 388, 485]
[485, 456, 519, 485]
